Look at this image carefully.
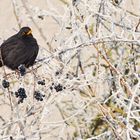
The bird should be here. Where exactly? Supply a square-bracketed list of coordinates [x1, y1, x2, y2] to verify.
[0, 27, 39, 70]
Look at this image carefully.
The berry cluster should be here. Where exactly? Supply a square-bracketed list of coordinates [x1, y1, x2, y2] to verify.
[37, 80, 45, 85]
[2, 79, 10, 88]
[18, 64, 26, 76]
[34, 91, 45, 101]
[50, 83, 65, 92]
[15, 88, 27, 104]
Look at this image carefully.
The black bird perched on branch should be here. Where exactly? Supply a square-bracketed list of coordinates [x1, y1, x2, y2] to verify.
[0, 27, 39, 70]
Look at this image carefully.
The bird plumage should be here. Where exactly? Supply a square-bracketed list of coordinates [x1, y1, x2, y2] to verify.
[0, 27, 39, 70]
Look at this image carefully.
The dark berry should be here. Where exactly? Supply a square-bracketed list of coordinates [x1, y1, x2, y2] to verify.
[15, 92, 19, 97]
[2, 79, 10, 88]
[55, 71, 60, 76]
[18, 99, 24, 104]
[38, 15, 44, 20]
[66, 73, 69, 79]
[18, 88, 25, 94]
[114, 64, 117, 68]
[10, 136, 14, 140]
[133, 79, 138, 85]
[16, 88, 27, 103]
[54, 84, 63, 92]
[124, 68, 129, 75]
[114, 0, 119, 4]
[66, 27, 72, 29]
[34, 91, 45, 101]
[37, 80, 45, 85]
[18, 64, 26, 76]
[50, 86, 53, 90]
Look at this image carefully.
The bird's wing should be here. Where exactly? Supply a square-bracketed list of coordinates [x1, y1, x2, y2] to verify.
[0, 34, 18, 48]
[0, 35, 20, 58]
[0, 35, 39, 69]
[0, 38, 27, 68]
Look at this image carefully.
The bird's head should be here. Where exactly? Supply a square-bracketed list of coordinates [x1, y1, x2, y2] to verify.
[18, 27, 33, 38]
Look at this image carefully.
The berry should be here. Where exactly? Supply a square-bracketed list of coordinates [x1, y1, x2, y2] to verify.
[37, 80, 45, 85]
[50, 83, 66, 92]
[34, 91, 45, 101]
[55, 71, 60, 76]
[18, 98, 24, 104]
[38, 15, 44, 20]
[133, 78, 138, 85]
[15, 92, 19, 97]
[2, 79, 10, 88]
[18, 64, 26, 76]
[54, 84, 63, 92]
[50, 86, 53, 90]
[10, 136, 14, 140]
[124, 68, 129, 75]
[42, 94, 45, 97]
[18, 88, 27, 98]
[15, 87, 27, 104]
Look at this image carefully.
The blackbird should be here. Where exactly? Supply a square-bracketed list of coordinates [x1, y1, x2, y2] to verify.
[0, 27, 39, 70]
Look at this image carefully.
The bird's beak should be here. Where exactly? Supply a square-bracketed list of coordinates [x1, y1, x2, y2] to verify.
[26, 30, 32, 35]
